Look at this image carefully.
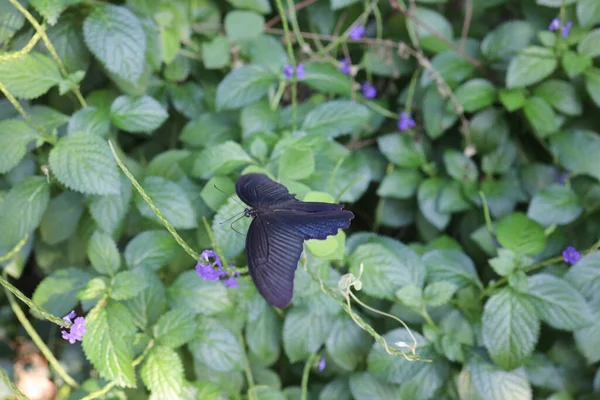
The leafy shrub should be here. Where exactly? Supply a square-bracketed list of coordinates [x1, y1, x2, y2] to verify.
[0, 0, 599, 399]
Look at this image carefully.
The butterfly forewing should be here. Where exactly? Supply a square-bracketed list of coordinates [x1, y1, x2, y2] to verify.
[235, 173, 295, 207]
[271, 210, 354, 240]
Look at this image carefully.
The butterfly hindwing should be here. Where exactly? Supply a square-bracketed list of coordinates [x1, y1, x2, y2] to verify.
[246, 214, 305, 308]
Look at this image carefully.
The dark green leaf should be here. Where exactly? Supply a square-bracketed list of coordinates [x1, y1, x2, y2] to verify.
[168, 271, 232, 315]
[423, 249, 482, 288]
[302, 100, 370, 138]
[300, 62, 352, 95]
[533, 80, 582, 116]
[326, 315, 372, 371]
[135, 177, 197, 229]
[444, 150, 478, 184]
[418, 178, 450, 230]
[565, 251, 600, 300]
[40, 191, 84, 245]
[377, 169, 422, 199]
[32, 268, 92, 317]
[189, 319, 244, 372]
[88, 230, 121, 275]
[216, 65, 275, 110]
[0, 119, 38, 173]
[506, 47, 557, 88]
[527, 184, 582, 226]
[454, 79, 496, 112]
[283, 306, 332, 362]
[550, 129, 600, 181]
[377, 134, 427, 168]
[110, 95, 168, 134]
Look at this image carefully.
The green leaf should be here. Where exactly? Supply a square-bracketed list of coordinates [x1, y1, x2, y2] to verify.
[189, 319, 244, 372]
[377, 134, 427, 168]
[141, 345, 184, 400]
[68, 107, 112, 137]
[468, 358, 532, 400]
[0, 119, 38, 173]
[30, 0, 81, 26]
[406, 7, 453, 53]
[482, 140, 517, 175]
[499, 88, 526, 111]
[489, 249, 519, 277]
[578, 29, 600, 58]
[362, 45, 409, 78]
[247, 386, 285, 400]
[247, 304, 281, 365]
[527, 184, 582, 226]
[278, 148, 315, 180]
[300, 62, 352, 95]
[574, 296, 600, 363]
[224, 11, 264, 42]
[32, 268, 92, 317]
[422, 51, 475, 86]
[213, 197, 252, 259]
[202, 35, 231, 69]
[49, 133, 120, 195]
[192, 141, 253, 179]
[153, 308, 198, 348]
[481, 21, 535, 63]
[320, 379, 351, 400]
[40, 191, 84, 245]
[533, 80, 582, 116]
[377, 169, 422, 199]
[526, 274, 593, 330]
[168, 271, 232, 315]
[349, 240, 425, 299]
[78, 277, 109, 301]
[135, 177, 197, 229]
[577, 0, 600, 27]
[0, 52, 62, 99]
[123, 269, 166, 329]
[330, 0, 361, 9]
[0, 0, 25, 43]
[226, 0, 271, 13]
[82, 302, 138, 387]
[418, 178, 450, 230]
[326, 314, 371, 371]
[454, 79, 496, 112]
[585, 68, 600, 108]
[561, 51, 592, 78]
[124, 230, 179, 270]
[111, 270, 149, 300]
[349, 373, 399, 400]
[216, 65, 275, 110]
[83, 5, 146, 82]
[444, 150, 478, 184]
[482, 289, 539, 370]
[244, 35, 288, 72]
[506, 46, 557, 88]
[395, 285, 423, 309]
[169, 83, 204, 120]
[550, 129, 600, 181]
[0, 176, 50, 248]
[523, 97, 559, 138]
[496, 213, 546, 255]
[88, 231, 121, 275]
[565, 251, 600, 299]
[89, 175, 132, 234]
[302, 100, 370, 138]
[423, 281, 458, 307]
[240, 100, 278, 138]
[200, 176, 235, 212]
[283, 306, 332, 362]
[470, 108, 509, 152]
[423, 249, 482, 289]
[180, 113, 236, 148]
[422, 85, 457, 139]
[110, 95, 168, 134]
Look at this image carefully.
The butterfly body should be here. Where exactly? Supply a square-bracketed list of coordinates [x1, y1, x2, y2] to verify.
[235, 173, 354, 308]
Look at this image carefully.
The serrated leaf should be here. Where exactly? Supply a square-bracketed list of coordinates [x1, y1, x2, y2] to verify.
[168, 271, 232, 315]
[68, 107, 112, 137]
[423, 249, 482, 289]
[496, 213, 546, 255]
[141, 345, 184, 400]
[216, 65, 275, 110]
[283, 306, 332, 362]
[489, 249, 518, 277]
[124, 230, 179, 270]
[192, 141, 253, 179]
[395, 285, 423, 309]
[0, 52, 62, 99]
[482, 289, 539, 370]
[83, 5, 146, 82]
[0, 119, 38, 173]
[574, 296, 600, 363]
[32, 268, 92, 317]
[468, 359, 532, 400]
[240, 100, 278, 138]
[39, 191, 84, 246]
[326, 314, 371, 371]
[49, 133, 120, 195]
[278, 148, 315, 180]
[302, 101, 370, 138]
[89, 175, 132, 234]
[123, 269, 166, 329]
[111, 270, 149, 300]
[82, 302, 138, 387]
[0, 176, 50, 248]
[189, 319, 244, 372]
[527, 184, 582, 227]
[506, 46, 557, 88]
[88, 231, 121, 275]
[135, 177, 197, 229]
[153, 308, 198, 348]
[526, 274, 593, 331]
[246, 304, 281, 366]
[110, 95, 168, 134]
[423, 281, 458, 307]
[30, 0, 82, 26]
[349, 373, 399, 400]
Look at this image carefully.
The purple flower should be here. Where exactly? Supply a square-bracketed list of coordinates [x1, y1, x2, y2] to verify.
[200, 249, 222, 268]
[63, 310, 76, 324]
[223, 277, 238, 288]
[349, 25, 365, 40]
[554, 168, 569, 184]
[61, 312, 86, 344]
[549, 18, 560, 31]
[318, 357, 326, 371]
[562, 246, 580, 264]
[296, 63, 305, 79]
[562, 21, 573, 37]
[362, 82, 377, 99]
[196, 249, 225, 280]
[283, 64, 294, 79]
[398, 112, 416, 131]
[338, 58, 351, 75]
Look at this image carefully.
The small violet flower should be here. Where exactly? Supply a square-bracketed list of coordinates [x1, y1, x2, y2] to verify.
[223, 266, 241, 288]
[554, 168, 569, 184]
[296, 63, 305, 79]
[562, 21, 573, 37]
[283, 63, 305, 80]
[318, 357, 326, 371]
[549, 18, 560, 31]
[349, 25, 365, 40]
[338, 58, 351, 75]
[398, 112, 416, 131]
[362, 82, 377, 99]
[195, 250, 225, 281]
[562, 246, 581, 264]
[61, 311, 86, 344]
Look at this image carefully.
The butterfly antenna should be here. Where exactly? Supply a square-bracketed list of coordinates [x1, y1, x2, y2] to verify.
[219, 210, 245, 225]
[214, 185, 246, 209]
[230, 215, 247, 237]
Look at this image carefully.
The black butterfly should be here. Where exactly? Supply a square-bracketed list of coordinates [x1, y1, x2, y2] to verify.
[235, 173, 354, 308]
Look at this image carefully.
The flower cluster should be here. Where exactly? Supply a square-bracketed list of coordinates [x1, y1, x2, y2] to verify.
[61, 310, 86, 344]
[195, 249, 239, 288]
[283, 63, 305, 79]
[562, 246, 580, 264]
[349, 25, 365, 40]
[549, 18, 573, 37]
[338, 58, 351, 75]
[398, 112, 416, 131]
[362, 82, 377, 99]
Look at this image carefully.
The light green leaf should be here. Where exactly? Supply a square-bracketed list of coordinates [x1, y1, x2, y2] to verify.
[224, 11, 264, 42]
[123, 269, 166, 329]
[302, 100, 370, 138]
[533, 80, 582, 116]
[111, 270, 149, 300]
[216, 65, 275, 110]
[192, 141, 253, 179]
[40, 191, 84, 245]
[506, 47, 557, 88]
[418, 178, 450, 230]
[30, 0, 82, 26]
[565, 251, 600, 300]
[482, 289, 539, 370]
[499, 88, 526, 111]
[300, 62, 352, 95]
[527, 184, 582, 226]
[377, 134, 427, 168]
[68, 107, 112, 137]
[526, 274, 593, 330]
[454, 79, 496, 112]
[240, 100, 278, 138]
[245, 34, 288, 72]
[395, 285, 423, 309]
[189, 319, 244, 372]
[110, 95, 168, 134]
[423, 249, 482, 289]
[0, 52, 62, 99]
[32, 268, 92, 317]
[168, 271, 232, 315]
[326, 314, 371, 371]
[212, 197, 251, 259]
[550, 129, 600, 181]
[0, 119, 38, 173]
[49, 133, 120, 195]
[200, 176, 235, 212]
[496, 213, 546, 255]
[124, 230, 179, 270]
[89, 175, 132, 234]
[489, 249, 519, 277]
[141, 345, 184, 400]
[82, 302, 138, 387]
[468, 359, 532, 400]
[247, 386, 285, 400]
[153, 308, 198, 349]
[320, 379, 351, 400]
[283, 306, 332, 362]
[78, 277, 109, 301]
[561, 51, 592, 78]
[523, 97, 559, 138]
[421, 50, 475, 86]
[444, 150, 478, 184]
[423, 281, 458, 307]
[135, 177, 197, 229]
[0, 176, 50, 248]
[578, 29, 600, 58]
[377, 169, 422, 199]
[83, 5, 146, 82]
[577, 0, 600, 27]
[88, 231, 121, 276]
[278, 148, 315, 180]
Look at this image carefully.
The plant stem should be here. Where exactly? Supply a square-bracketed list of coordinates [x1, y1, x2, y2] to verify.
[301, 352, 319, 400]
[0, 366, 27, 400]
[274, 0, 298, 129]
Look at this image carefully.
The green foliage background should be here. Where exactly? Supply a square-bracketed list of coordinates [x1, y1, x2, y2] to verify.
[1, 0, 600, 399]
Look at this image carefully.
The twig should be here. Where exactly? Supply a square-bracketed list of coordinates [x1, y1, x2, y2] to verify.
[265, 0, 320, 29]
[460, 0, 473, 51]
